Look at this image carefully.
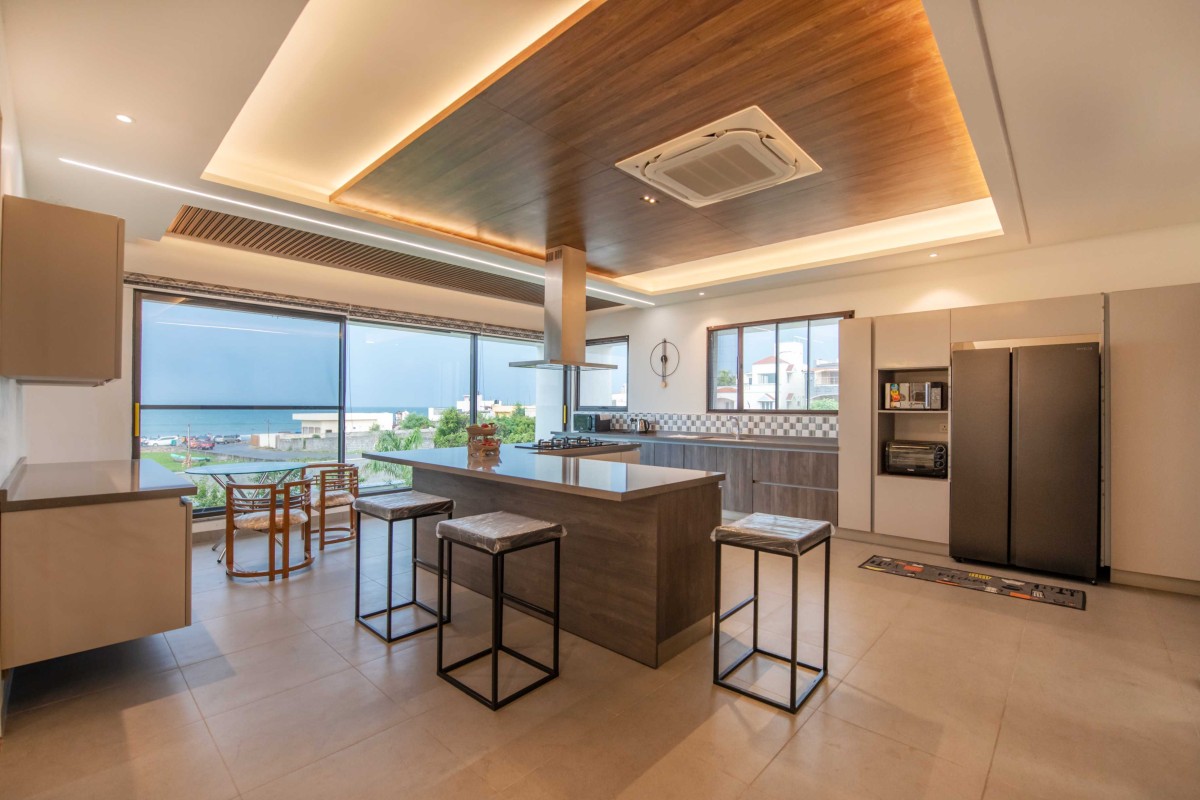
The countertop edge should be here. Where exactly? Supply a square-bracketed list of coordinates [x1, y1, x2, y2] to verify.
[0, 459, 199, 513]
[365, 450, 724, 501]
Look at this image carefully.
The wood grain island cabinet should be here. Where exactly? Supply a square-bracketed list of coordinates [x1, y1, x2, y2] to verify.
[0, 195, 124, 384]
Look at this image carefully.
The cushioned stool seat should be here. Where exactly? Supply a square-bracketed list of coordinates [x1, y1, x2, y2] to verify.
[234, 509, 309, 531]
[434, 511, 565, 710]
[353, 490, 452, 522]
[311, 488, 355, 509]
[712, 513, 832, 713]
[351, 489, 454, 643]
[435, 510, 563, 554]
[711, 513, 832, 557]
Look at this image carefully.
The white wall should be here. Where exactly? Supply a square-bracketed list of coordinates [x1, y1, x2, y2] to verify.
[21, 237, 546, 463]
[587, 221, 1200, 413]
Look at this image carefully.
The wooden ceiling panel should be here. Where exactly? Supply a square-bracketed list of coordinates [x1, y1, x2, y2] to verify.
[165, 205, 618, 310]
[334, 0, 990, 276]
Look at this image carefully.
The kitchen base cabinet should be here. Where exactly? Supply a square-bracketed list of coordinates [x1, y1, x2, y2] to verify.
[684, 445, 753, 513]
[874, 474, 949, 544]
[0, 496, 192, 670]
[752, 483, 837, 524]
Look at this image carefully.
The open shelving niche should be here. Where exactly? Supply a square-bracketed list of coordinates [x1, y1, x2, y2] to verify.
[875, 366, 949, 480]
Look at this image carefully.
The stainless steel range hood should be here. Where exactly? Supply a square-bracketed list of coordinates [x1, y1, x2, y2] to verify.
[510, 245, 617, 370]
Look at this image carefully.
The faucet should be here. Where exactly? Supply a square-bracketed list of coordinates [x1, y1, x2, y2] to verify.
[727, 415, 742, 440]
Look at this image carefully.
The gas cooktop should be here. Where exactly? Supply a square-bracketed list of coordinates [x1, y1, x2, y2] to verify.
[514, 436, 610, 451]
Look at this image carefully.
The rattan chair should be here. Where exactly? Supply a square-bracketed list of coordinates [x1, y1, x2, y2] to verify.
[224, 478, 314, 581]
[302, 462, 360, 550]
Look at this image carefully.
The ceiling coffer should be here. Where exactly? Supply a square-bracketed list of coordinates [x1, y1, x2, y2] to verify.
[510, 246, 616, 371]
[615, 106, 821, 208]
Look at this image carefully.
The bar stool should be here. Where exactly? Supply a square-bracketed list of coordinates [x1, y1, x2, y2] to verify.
[224, 479, 314, 581]
[353, 491, 454, 643]
[303, 462, 360, 550]
[712, 513, 832, 713]
[435, 511, 565, 711]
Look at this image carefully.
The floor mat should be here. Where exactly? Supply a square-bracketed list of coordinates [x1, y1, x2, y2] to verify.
[859, 555, 1086, 610]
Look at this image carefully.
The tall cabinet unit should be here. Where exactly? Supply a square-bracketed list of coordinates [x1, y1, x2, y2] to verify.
[837, 317, 872, 531]
[872, 310, 951, 543]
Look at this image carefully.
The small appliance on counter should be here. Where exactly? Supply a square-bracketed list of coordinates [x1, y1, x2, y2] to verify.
[633, 417, 652, 433]
[882, 381, 946, 410]
[883, 440, 948, 478]
[572, 412, 611, 432]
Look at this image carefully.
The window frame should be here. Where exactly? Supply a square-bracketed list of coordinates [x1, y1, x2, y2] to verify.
[573, 335, 629, 412]
[705, 311, 853, 415]
[133, 290, 556, 516]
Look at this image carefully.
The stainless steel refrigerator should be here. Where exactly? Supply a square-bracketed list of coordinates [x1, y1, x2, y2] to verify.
[950, 343, 1100, 581]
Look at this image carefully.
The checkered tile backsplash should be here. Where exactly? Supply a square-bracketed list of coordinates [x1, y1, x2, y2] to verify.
[605, 412, 837, 438]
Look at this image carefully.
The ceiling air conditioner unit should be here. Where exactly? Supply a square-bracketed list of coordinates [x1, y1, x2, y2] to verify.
[615, 106, 821, 208]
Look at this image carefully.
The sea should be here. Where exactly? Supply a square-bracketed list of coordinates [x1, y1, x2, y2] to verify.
[138, 407, 430, 439]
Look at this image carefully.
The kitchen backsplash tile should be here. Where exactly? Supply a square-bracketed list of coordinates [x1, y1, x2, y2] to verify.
[606, 412, 837, 438]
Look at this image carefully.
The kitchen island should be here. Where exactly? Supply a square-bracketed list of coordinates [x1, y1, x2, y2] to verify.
[364, 444, 724, 667]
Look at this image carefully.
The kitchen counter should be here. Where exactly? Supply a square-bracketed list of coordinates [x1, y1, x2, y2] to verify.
[0, 458, 198, 512]
[364, 443, 723, 501]
[576, 431, 839, 453]
[365, 443, 721, 667]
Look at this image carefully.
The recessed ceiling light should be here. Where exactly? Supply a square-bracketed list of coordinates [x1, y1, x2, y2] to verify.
[115, 114, 135, 124]
[698, 292, 705, 296]
[640, 195, 658, 204]
[929, 252, 938, 258]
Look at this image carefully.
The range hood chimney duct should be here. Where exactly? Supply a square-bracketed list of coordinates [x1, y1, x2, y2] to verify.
[510, 245, 616, 370]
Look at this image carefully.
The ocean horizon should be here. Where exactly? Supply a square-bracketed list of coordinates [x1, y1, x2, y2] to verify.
[139, 407, 431, 438]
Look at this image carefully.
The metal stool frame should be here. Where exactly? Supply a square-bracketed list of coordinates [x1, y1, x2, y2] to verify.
[354, 506, 453, 643]
[712, 536, 830, 713]
[436, 535, 560, 711]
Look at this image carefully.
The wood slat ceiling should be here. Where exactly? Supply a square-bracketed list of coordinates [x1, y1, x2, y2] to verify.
[333, 0, 989, 277]
[165, 205, 618, 310]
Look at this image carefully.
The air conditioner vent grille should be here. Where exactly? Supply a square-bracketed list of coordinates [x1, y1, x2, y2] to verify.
[616, 107, 819, 207]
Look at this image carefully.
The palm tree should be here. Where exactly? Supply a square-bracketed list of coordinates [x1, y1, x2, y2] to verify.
[362, 427, 423, 485]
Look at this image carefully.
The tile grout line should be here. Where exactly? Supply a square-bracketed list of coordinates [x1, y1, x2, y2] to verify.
[978, 613, 1028, 799]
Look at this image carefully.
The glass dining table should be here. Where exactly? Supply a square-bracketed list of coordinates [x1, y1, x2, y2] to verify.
[184, 460, 311, 490]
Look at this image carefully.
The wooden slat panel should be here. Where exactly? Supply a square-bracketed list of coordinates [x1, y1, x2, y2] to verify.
[334, 0, 988, 276]
[165, 206, 618, 310]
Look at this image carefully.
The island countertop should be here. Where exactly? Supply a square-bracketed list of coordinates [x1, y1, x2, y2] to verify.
[364, 444, 724, 501]
[0, 458, 198, 512]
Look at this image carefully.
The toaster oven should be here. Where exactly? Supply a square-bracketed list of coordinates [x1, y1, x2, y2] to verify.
[883, 440, 948, 478]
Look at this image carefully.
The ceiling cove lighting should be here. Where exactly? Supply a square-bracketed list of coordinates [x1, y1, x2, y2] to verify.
[58, 157, 655, 307]
[115, 114, 135, 124]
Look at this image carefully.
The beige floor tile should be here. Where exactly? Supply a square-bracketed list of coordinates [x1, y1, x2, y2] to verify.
[1146, 589, 1200, 655]
[6, 634, 178, 714]
[240, 720, 469, 800]
[206, 668, 409, 792]
[23, 721, 237, 800]
[821, 624, 1014, 770]
[987, 625, 1200, 800]
[311, 618, 410, 666]
[749, 711, 987, 800]
[0, 671, 205, 799]
[182, 630, 351, 717]
[260, 560, 361, 600]
[190, 579, 278, 622]
[165, 601, 310, 667]
[356, 635, 448, 706]
[889, 581, 1030, 649]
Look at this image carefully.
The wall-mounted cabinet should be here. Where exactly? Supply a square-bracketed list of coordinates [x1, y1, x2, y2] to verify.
[0, 195, 125, 385]
[874, 310, 950, 369]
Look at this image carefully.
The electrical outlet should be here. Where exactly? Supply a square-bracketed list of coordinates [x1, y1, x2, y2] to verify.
[938, 422, 948, 434]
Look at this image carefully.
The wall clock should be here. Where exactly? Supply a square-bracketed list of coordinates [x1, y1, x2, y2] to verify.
[650, 338, 680, 388]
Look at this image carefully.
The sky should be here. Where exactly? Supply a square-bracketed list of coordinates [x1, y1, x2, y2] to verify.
[140, 298, 543, 409]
